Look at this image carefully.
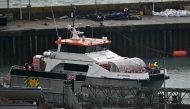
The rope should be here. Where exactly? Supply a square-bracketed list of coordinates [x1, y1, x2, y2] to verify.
[110, 28, 172, 55]
[50, 6, 59, 38]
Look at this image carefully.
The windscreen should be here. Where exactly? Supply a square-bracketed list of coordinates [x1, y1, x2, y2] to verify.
[109, 57, 146, 73]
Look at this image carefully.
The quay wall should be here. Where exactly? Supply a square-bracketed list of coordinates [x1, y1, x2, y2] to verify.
[0, 1, 190, 65]
[0, 1, 190, 20]
[0, 23, 190, 65]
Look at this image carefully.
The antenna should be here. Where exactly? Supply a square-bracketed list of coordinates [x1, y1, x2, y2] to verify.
[50, 6, 59, 38]
[71, 5, 76, 27]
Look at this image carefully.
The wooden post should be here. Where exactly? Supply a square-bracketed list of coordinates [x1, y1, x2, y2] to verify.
[156, 31, 160, 57]
[151, 31, 155, 58]
[145, 31, 149, 58]
[168, 31, 172, 55]
[23, 36, 27, 63]
[178, 30, 182, 50]
[173, 30, 177, 50]
[18, 36, 21, 64]
[123, 33, 127, 57]
[163, 31, 166, 55]
[134, 32, 139, 57]
[30, 36, 33, 59]
[13, 37, 16, 64]
[140, 31, 144, 58]
[0, 38, 3, 65]
[129, 32, 133, 57]
[6, 38, 9, 65]
[184, 30, 188, 52]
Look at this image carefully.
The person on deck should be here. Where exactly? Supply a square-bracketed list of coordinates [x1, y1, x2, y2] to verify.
[24, 63, 29, 70]
[148, 62, 157, 74]
[148, 63, 153, 70]
[30, 64, 34, 71]
[153, 62, 158, 67]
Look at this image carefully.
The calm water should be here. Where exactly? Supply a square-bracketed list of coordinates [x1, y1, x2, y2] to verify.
[0, 57, 190, 88]
[9, 0, 184, 8]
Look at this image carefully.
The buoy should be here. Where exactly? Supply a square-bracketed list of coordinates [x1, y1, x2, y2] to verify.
[172, 50, 187, 57]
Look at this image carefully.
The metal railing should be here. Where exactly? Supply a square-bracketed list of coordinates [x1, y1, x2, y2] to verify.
[77, 85, 190, 109]
[43, 91, 63, 104]
[0, 72, 10, 87]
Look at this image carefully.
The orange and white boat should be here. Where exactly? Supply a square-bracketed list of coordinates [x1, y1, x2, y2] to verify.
[9, 6, 169, 92]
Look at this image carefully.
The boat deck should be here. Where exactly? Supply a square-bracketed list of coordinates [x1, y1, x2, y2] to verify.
[0, 15, 190, 32]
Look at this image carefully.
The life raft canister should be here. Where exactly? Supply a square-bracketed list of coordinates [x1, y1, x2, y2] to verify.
[141, 68, 146, 73]
[132, 70, 138, 73]
[127, 70, 131, 73]
[124, 7, 128, 12]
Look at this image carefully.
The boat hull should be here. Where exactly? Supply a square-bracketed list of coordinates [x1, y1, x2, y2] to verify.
[141, 74, 169, 88]
[9, 69, 168, 92]
[141, 80, 164, 88]
[10, 69, 142, 92]
[75, 77, 142, 90]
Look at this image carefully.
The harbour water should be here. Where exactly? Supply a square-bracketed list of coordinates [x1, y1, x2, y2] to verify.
[9, 0, 185, 8]
[143, 57, 190, 88]
[0, 57, 190, 88]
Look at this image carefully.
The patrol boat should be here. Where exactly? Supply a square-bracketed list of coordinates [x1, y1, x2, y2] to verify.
[9, 6, 169, 92]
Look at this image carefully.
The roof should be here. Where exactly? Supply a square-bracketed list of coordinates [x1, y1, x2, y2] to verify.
[55, 37, 111, 46]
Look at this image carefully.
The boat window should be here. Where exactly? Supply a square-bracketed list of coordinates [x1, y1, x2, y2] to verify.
[100, 64, 111, 71]
[86, 46, 95, 53]
[109, 63, 119, 72]
[60, 44, 110, 53]
[60, 44, 86, 53]
[68, 45, 78, 52]
[86, 44, 110, 53]
[110, 58, 146, 73]
[77, 46, 86, 53]
[60, 44, 68, 52]
[64, 63, 89, 72]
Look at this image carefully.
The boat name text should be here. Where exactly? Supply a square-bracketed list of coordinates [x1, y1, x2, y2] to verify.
[117, 74, 130, 77]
